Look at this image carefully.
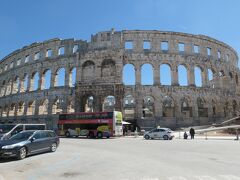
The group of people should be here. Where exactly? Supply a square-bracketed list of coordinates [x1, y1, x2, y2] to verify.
[184, 127, 195, 139]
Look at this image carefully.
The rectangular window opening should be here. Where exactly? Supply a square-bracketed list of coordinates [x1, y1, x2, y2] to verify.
[25, 55, 30, 63]
[10, 62, 14, 69]
[161, 41, 168, 51]
[143, 41, 151, 50]
[125, 41, 133, 50]
[17, 59, 21, 66]
[194, 45, 199, 53]
[178, 43, 185, 52]
[207, 47, 211, 56]
[226, 54, 229, 61]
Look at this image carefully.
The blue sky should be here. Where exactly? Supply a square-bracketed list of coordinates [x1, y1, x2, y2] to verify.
[0, 0, 240, 85]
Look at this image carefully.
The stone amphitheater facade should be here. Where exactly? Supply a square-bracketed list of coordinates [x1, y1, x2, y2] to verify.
[0, 30, 240, 130]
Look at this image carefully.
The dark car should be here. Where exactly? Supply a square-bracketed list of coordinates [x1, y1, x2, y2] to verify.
[0, 130, 60, 160]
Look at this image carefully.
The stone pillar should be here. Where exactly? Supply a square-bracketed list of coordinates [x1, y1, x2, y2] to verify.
[202, 69, 208, 87]
[50, 71, 56, 88]
[153, 64, 160, 85]
[65, 68, 70, 87]
[10, 79, 14, 95]
[27, 74, 32, 91]
[171, 67, 179, 86]
[188, 66, 195, 86]
[23, 102, 28, 116]
[38, 73, 42, 90]
[154, 99, 163, 117]
[135, 67, 141, 85]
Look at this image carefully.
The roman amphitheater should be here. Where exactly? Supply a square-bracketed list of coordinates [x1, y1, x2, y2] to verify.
[0, 29, 240, 130]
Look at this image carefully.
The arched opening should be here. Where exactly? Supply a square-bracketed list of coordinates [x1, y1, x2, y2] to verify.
[162, 96, 175, 117]
[69, 67, 76, 87]
[194, 67, 202, 87]
[67, 99, 75, 113]
[84, 96, 94, 112]
[178, 65, 188, 86]
[12, 76, 20, 94]
[27, 101, 35, 116]
[197, 98, 208, 117]
[180, 97, 192, 117]
[38, 99, 48, 115]
[82, 61, 95, 81]
[52, 98, 63, 114]
[101, 59, 116, 77]
[208, 69, 213, 81]
[160, 64, 171, 85]
[17, 102, 25, 116]
[42, 69, 51, 90]
[142, 96, 154, 118]
[123, 64, 135, 85]
[30, 72, 39, 91]
[141, 64, 153, 85]
[9, 103, 16, 116]
[123, 95, 135, 120]
[103, 96, 116, 112]
[55, 68, 65, 87]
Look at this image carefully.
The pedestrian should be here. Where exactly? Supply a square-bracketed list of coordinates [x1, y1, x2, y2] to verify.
[184, 132, 188, 139]
[189, 127, 195, 139]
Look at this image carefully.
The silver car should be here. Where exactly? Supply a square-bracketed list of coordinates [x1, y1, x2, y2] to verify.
[144, 128, 174, 140]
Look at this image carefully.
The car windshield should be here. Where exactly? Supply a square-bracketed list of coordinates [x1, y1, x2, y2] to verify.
[0, 124, 16, 134]
[10, 131, 34, 141]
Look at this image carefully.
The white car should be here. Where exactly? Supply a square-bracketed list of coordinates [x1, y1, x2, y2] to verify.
[144, 128, 174, 140]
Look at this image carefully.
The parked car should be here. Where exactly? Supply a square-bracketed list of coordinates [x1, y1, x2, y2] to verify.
[0, 124, 46, 140]
[144, 128, 174, 140]
[0, 130, 59, 160]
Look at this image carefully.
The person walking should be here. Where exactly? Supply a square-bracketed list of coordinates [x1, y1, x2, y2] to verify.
[189, 127, 195, 139]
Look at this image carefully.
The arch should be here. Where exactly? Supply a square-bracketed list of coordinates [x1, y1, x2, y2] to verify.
[12, 76, 20, 94]
[9, 103, 16, 116]
[194, 66, 202, 87]
[42, 69, 51, 90]
[162, 96, 175, 117]
[38, 99, 48, 115]
[197, 97, 208, 117]
[123, 64, 135, 85]
[178, 65, 188, 86]
[67, 99, 75, 113]
[52, 97, 63, 114]
[180, 97, 192, 117]
[142, 96, 154, 118]
[123, 95, 135, 120]
[160, 64, 171, 85]
[54, 68, 65, 87]
[30, 72, 39, 91]
[27, 101, 35, 116]
[84, 95, 94, 112]
[141, 64, 153, 85]
[208, 69, 214, 81]
[101, 59, 116, 77]
[17, 101, 25, 116]
[103, 95, 116, 112]
[82, 61, 95, 81]
[69, 67, 76, 87]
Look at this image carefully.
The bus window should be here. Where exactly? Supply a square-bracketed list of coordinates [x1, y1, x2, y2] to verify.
[25, 124, 46, 130]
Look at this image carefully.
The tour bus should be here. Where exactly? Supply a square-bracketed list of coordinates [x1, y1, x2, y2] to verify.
[58, 111, 123, 138]
[0, 124, 46, 140]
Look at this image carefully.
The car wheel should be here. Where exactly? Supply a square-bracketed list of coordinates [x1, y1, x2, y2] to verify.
[65, 131, 70, 138]
[18, 147, 27, 160]
[144, 135, 150, 140]
[97, 132, 103, 138]
[51, 143, 57, 152]
[163, 135, 169, 140]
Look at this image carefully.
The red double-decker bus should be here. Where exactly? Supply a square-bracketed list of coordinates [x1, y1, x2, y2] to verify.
[58, 111, 123, 138]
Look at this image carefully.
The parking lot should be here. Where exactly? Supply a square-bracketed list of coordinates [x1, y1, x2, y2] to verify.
[0, 136, 240, 180]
